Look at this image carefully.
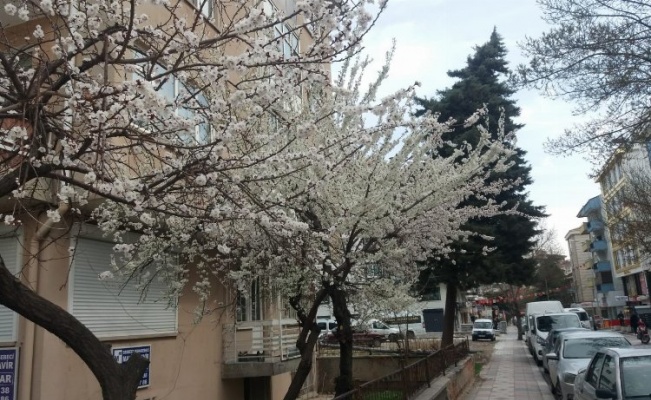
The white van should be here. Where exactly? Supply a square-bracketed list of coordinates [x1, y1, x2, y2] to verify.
[530, 312, 582, 365]
[525, 301, 564, 353]
[564, 307, 593, 330]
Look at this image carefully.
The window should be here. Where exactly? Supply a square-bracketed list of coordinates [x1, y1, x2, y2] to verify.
[70, 238, 177, 338]
[236, 279, 262, 322]
[133, 51, 211, 145]
[621, 356, 651, 397]
[420, 287, 441, 301]
[598, 355, 617, 392]
[274, 23, 299, 60]
[0, 235, 21, 343]
[191, 0, 213, 19]
[586, 352, 606, 387]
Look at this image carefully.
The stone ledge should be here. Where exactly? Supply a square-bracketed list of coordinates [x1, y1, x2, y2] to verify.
[412, 355, 476, 400]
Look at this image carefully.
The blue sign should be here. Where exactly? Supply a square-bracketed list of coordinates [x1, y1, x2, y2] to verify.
[112, 345, 150, 388]
[0, 348, 18, 400]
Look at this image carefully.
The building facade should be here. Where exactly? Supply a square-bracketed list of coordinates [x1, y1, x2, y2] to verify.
[597, 144, 651, 309]
[575, 196, 626, 322]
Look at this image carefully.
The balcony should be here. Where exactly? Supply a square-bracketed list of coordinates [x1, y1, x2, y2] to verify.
[596, 283, 615, 293]
[589, 239, 608, 252]
[222, 320, 301, 379]
[587, 220, 605, 234]
[593, 261, 612, 273]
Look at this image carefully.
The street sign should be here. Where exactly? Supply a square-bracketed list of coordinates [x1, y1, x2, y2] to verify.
[0, 348, 18, 400]
[112, 345, 151, 388]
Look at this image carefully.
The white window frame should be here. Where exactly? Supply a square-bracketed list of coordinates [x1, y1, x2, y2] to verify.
[0, 230, 22, 344]
[132, 51, 212, 145]
[236, 279, 262, 322]
[68, 232, 178, 339]
[188, 0, 213, 19]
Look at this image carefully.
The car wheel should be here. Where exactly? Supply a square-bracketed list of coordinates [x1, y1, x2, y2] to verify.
[407, 331, 416, 340]
[373, 338, 382, 348]
[491, 336, 496, 342]
[472, 336, 477, 341]
[388, 334, 397, 342]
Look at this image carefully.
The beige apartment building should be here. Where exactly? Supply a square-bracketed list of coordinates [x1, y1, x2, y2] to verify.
[565, 224, 594, 304]
[0, 0, 317, 399]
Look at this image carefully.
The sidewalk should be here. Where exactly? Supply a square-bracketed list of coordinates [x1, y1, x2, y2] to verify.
[463, 326, 553, 400]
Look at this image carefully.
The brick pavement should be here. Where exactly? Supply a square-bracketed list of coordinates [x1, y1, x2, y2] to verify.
[463, 326, 553, 400]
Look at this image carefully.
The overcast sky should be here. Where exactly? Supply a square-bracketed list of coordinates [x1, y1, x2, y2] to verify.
[359, 0, 600, 256]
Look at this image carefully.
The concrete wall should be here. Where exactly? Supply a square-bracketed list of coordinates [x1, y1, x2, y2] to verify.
[317, 355, 426, 393]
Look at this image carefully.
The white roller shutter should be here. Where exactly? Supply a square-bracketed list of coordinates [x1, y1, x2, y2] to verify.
[70, 238, 177, 338]
[0, 237, 20, 342]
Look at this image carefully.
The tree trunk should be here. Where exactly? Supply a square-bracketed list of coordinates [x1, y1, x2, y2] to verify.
[283, 288, 328, 400]
[0, 256, 148, 400]
[441, 282, 457, 348]
[283, 327, 321, 400]
[331, 287, 354, 396]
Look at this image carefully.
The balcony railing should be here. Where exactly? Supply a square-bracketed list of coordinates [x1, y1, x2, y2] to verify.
[222, 320, 301, 378]
[593, 261, 611, 273]
[587, 220, 605, 234]
[589, 239, 608, 253]
[596, 283, 615, 293]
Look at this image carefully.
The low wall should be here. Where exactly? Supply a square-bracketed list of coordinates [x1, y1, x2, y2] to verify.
[414, 355, 475, 400]
[316, 355, 426, 393]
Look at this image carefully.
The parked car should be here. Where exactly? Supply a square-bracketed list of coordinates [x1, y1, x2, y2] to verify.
[472, 319, 496, 342]
[531, 312, 582, 366]
[565, 307, 594, 330]
[321, 327, 385, 348]
[574, 347, 651, 400]
[525, 301, 565, 354]
[542, 327, 589, 373]
[546, 331, 631, 400]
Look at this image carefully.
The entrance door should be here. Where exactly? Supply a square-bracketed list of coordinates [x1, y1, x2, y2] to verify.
[423, 308, 444, 332]
[244, 377, 270, 400]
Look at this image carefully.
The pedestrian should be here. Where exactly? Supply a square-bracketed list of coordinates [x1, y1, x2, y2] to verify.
[630, 311, 639, 333]
[617, 311, 625, 328]
[471, 315, 476, 323]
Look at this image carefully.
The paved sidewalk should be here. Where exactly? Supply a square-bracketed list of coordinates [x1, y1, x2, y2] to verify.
[463, 327, 553, 400]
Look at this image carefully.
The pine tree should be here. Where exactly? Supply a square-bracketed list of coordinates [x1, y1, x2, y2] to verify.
[415, 29, 546, 346]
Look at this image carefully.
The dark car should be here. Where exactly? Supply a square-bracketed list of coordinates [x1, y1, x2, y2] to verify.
[321, 327, 385, 347]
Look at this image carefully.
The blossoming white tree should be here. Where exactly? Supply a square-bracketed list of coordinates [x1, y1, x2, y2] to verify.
[0, 0, 515, 399]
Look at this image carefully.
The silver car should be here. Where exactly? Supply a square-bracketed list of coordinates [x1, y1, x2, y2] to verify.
[546, 331, 631, 400]
[574, 347, 651, 400]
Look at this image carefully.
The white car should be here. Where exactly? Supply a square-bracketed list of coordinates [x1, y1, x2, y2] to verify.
[574, 347, 651, 400]
[546, 331, 631, 400]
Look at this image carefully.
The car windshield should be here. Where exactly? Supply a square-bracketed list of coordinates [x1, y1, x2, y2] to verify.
[576, 312, 589, 321]
[474, 322, 492, 329]
[536, 315, 581, 332]
[621, 355, 651, 398]
[562, 337, 631, 359]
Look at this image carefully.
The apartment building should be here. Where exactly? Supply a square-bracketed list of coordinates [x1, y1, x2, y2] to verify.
[565, 224, 595, 304]
[574, 196, 626, 320]
[596, 144, 651, 309]
[0, 1, 318, 399]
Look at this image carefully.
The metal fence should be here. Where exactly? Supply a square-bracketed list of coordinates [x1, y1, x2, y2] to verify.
[331, 339, 470, 400]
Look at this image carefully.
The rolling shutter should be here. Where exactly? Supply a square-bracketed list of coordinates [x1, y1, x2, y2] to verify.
[0, 237, 20, 342]
[71, 238, 177, 338]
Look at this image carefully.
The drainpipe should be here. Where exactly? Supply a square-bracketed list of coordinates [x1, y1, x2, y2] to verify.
[20, 201, 70, 400]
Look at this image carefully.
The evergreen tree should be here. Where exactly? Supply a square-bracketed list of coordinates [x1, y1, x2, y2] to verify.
[415, 29, 546, 346]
